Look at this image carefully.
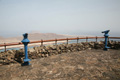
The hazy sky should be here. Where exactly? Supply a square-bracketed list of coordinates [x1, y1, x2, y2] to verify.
[0, 0, 120, 37]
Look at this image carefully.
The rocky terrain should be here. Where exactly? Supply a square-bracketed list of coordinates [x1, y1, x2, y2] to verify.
[0, 49, 120, 80]
[0, 41, 120, 80]
[0, 41, 120, 65]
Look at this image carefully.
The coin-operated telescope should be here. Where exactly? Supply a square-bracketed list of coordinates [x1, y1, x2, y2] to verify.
[21, 33, 31, 66]
[102, 30, 110, 51]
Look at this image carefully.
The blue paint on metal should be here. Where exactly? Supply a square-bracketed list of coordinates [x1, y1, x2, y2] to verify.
[21, 33, 31, 66]
[102, 30, 110, 51]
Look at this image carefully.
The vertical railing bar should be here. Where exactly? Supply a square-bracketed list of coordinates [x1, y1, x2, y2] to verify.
[86, 36, 88, 42]
[41, 39, 43, 46]
[77, 37, 79, 44]
[67, 38, 68, 44]
[4, 43, 6, 53]
[96, 36, 97, 42]
[55, 38, 57, 45]
[41, 39, 43, 57]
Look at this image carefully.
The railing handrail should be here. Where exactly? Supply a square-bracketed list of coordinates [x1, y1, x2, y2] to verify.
[1, 36, 120, 47]
[108, 37, 120, 39]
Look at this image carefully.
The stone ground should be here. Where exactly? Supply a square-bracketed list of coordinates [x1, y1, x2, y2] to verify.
[0, 49, 120, 80]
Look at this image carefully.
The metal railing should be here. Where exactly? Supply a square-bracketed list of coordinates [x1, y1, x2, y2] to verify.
[0, 36, 120, 52]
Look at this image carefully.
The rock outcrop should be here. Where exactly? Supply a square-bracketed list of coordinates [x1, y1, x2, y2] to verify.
[0, 41, 120, 65]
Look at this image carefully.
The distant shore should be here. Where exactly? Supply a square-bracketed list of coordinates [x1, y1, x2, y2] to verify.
[0, 32, 89, 44]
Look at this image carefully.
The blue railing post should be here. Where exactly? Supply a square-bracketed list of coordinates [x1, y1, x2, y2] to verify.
[102, 30, 110, 51]
[21, 33, 31, 66]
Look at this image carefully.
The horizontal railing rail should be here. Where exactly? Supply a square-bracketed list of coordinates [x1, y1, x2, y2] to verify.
[0, 36, 120, 52]
[108, 37, 120, 39]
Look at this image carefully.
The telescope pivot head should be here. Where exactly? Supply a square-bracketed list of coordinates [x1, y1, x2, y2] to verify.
[102, 30, 110, 34]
